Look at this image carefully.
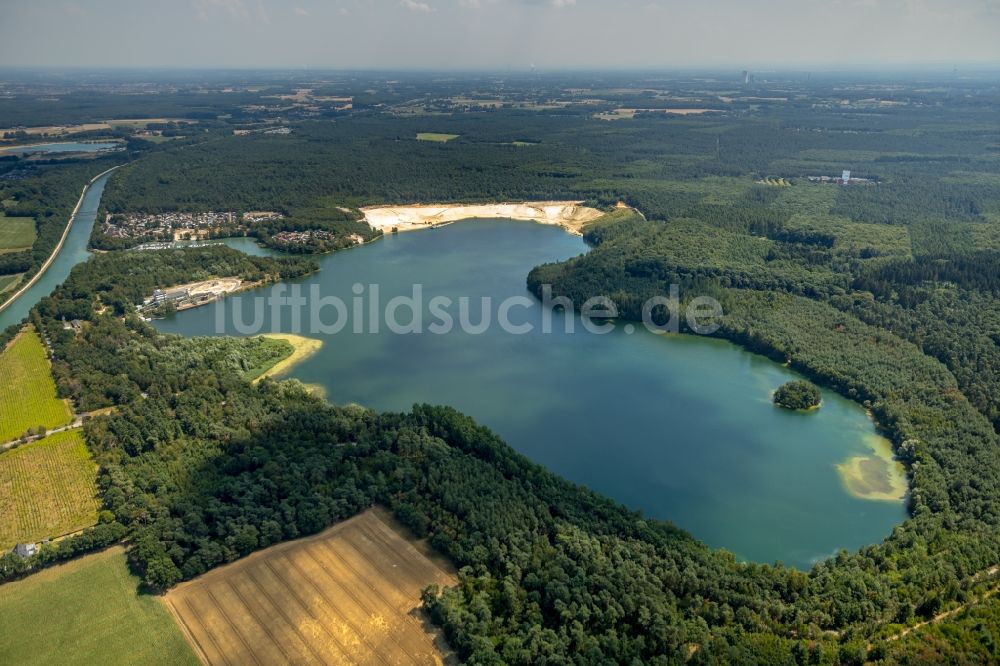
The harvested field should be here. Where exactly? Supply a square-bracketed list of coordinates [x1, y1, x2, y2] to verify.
[164, 509, 456, 666]
[106, 118, 195, 128]
[416, 133, 459, 142]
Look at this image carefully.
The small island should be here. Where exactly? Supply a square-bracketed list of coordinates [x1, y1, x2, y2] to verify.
[773, 380, 822, 411]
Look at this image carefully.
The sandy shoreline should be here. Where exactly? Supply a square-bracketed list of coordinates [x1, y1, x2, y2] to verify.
[254, 333, 323, 383]
[362, 201, 605, 236]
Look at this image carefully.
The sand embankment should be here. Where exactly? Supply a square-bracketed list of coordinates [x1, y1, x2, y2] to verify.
[254, 333, 323, 383]
[362, 201, 605, 236]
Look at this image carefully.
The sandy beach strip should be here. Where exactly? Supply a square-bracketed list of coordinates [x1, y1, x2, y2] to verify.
[254, 333, 323, 383]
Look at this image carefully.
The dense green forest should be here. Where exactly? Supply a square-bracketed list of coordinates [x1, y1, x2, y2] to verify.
[31, 246, 315, 409]
[100, 109, 999, 218]
[4, 73, 1000, 663]
[511, 88, 1000, 661]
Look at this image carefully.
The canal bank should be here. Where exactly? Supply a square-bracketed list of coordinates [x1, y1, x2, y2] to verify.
[0, 166, 121, 329]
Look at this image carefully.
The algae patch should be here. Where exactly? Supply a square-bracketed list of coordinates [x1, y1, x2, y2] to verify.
[836, 433, 907, 502]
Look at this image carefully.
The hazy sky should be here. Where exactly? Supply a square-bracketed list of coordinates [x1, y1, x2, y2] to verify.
[1, 0, 998, 70]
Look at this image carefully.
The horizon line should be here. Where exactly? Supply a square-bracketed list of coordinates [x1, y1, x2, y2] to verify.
[2, 63, 1000, 74]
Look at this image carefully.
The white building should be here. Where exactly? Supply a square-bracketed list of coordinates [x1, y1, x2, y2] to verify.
[13, 542, 38, 558]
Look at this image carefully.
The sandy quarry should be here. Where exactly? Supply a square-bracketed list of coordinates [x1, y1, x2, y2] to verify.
[362, 201, 605, 235]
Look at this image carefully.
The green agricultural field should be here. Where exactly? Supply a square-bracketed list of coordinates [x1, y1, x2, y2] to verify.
[0, 212, 35, 253]
[0, 328, 73, 442]
[0, 430, 100, 548]
[416, 132, 459, 142]
[0, 547, 198, 666]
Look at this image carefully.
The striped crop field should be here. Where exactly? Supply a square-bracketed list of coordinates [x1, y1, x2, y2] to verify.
[0, 429, 99, 548]
[164, 509, 457, 666]
[0, 327, 73, 442]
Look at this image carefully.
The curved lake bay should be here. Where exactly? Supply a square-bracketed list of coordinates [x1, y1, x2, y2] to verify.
[154, 219, 907, 569]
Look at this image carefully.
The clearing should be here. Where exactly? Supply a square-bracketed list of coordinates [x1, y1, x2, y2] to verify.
[416, 132, 459, 142]
[164, 508, 457, 666]
[0, 546, 198, 665]
[0, 274, 21, 293]
[0, 327, 73, 442]
[0, 212, 35, 252]
[0, 430, 99, 548]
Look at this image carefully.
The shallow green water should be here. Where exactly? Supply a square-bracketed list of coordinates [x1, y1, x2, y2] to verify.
[154, 219, 907, 569]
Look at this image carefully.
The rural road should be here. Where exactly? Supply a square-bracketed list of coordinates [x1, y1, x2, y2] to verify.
[879, 565, 1000, 645]
[0, 417, 84, 452]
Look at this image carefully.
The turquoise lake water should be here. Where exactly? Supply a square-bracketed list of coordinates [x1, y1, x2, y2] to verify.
[153, 219, 907, 569]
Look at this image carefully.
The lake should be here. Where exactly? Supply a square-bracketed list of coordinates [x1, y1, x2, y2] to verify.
[153, 219, 907, 569]
[0, 141, 121, 156]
